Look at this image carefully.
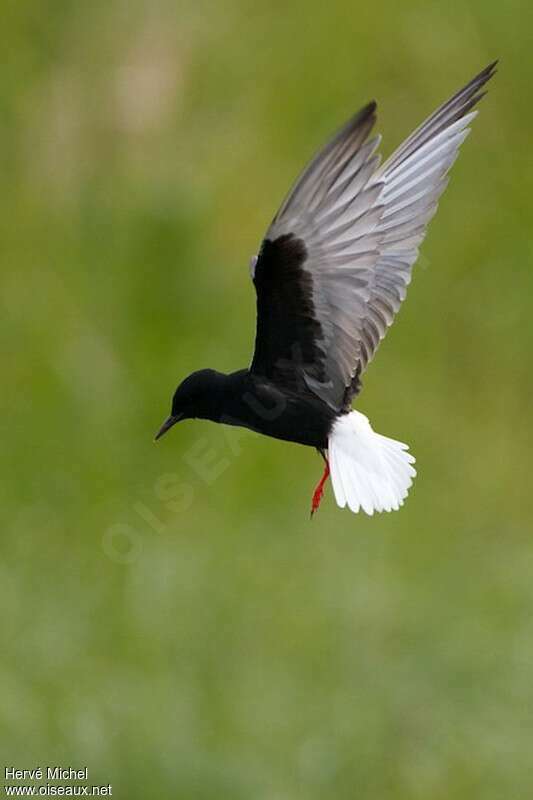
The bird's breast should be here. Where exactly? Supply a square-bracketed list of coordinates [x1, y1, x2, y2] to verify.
[218, 376, 334, 448]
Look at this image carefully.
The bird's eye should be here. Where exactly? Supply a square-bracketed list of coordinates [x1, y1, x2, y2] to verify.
[249, 255, 258, 280]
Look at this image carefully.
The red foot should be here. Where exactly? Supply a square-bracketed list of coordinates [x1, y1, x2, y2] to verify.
[311, 461, 330, 517]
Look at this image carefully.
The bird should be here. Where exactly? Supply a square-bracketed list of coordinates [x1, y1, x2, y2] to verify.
[155, 62, 497, 516]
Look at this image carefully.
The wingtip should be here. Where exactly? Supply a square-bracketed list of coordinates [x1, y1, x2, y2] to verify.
[351, 99, 376, 119]
[473, 60, 499, 88]
[353, 100, 378, 125]
[366, 99, 378, 120]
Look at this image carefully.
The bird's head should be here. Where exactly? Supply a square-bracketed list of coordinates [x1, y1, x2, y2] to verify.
[155, 369, 222, 440]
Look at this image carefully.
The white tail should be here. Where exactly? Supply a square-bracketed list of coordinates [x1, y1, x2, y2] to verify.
[328, 411, 416, 515]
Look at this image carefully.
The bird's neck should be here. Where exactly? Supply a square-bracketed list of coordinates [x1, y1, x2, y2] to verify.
[195, 369, 249, 423]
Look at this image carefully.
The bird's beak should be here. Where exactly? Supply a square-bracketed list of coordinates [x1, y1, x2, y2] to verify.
[154, 414, 182, 441]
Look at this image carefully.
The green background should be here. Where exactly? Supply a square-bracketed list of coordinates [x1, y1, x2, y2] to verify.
[2, 1, 532, 797]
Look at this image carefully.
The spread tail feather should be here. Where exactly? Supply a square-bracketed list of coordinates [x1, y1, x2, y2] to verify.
[328, 411, 416, 515]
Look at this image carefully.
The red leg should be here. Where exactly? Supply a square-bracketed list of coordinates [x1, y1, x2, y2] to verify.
[311, 460, 330, 517]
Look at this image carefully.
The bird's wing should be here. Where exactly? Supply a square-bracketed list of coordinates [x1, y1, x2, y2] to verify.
[250, 62, 496, 410]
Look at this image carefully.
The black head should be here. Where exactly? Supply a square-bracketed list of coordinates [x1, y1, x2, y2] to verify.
[155, 369, 223, 441]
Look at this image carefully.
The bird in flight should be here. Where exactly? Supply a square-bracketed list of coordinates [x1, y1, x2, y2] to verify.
[156, 62, 496, 516]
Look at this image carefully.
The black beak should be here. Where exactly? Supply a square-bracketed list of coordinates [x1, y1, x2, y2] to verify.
[154, 414, 182, 441]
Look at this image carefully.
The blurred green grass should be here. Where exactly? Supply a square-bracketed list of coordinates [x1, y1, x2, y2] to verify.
[2, 1, 533, 798]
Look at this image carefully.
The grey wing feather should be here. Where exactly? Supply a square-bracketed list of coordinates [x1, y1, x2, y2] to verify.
[259, 62, 497, 410]
[354, 61, 497, 381]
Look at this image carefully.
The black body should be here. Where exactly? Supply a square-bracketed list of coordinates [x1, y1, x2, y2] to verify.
[168, 368, 336, 449]
[156, 230, 350, 447]
[157, 229, 360, 448]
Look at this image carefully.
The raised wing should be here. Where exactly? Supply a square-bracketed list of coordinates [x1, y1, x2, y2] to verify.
[250, 62, 497, 410]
